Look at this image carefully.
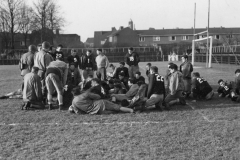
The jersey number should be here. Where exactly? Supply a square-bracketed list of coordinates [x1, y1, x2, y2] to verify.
[156, 75, 164, 82]
[197, 78, 204, 84]
[129, 56, 134, 61]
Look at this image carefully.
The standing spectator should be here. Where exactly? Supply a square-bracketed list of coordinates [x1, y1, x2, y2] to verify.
[19, 45, 36, 77]
[115, 62, 129, 79]
[34, 41, 53, 95]
[145, 63, 152, 77]
[180, 55, 193, 97]
[53, 44, 64, 61]
[67, 49, 80, 69]
[125, 47, 140, 79]
[96, 49, 109, 81]
[22, 67, 44, 110]
[80, 50, 96, 81]
[45, 57, 68, 110]
[165, 64, 186, 110]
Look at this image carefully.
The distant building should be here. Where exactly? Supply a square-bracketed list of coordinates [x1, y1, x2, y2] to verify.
[84, 37, 94, 48]
[92, 19, 240, 48]
[137, 27, 240, 47]
[53, 29, 84, 48]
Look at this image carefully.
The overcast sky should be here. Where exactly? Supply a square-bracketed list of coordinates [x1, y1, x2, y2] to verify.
[30, 0, 240, 42]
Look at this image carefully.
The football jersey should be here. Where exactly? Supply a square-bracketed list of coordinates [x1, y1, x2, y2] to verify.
[147, 73, 165, 98]
[217, 83, 232, 96]
[54, 51, 64, 61]
[192, 77, 212, 96]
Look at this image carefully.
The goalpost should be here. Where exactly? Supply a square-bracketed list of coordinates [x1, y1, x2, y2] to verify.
[192, 30, 213, 68]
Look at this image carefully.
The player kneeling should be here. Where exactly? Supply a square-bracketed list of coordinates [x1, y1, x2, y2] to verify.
[191, 72, 214, 101]
[164, 64, 186, 109]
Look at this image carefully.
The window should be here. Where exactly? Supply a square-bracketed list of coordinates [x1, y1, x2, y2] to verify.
[215, 35, 220, 40]
[226, 35, 233, 38]
[20, 41, 25, 46]
[153, 37, 160, 41]
[169, 36, 176, 41]
[182, 36, 189, 40]
[101, 40, 106, 45]
[109, 37, 112, 42]
[139, 37, 145, 42]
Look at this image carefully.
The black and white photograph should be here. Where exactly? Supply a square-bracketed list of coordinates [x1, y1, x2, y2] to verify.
[0, 0, 240, 159]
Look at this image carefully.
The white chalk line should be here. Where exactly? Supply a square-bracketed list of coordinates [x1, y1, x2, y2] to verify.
[205, 103, 240, 107]
[0, 119, 238, 127]
[0, 121, 183, 126]
[187, 102, 215, 122]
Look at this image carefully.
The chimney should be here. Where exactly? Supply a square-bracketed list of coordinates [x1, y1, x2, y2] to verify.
[119, 26, 124, 30]
[56, 29, 59, 35]
[111, 27, 115, 31]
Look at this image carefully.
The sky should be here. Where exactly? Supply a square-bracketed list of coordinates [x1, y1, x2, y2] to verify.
[28, 0, 240, 42]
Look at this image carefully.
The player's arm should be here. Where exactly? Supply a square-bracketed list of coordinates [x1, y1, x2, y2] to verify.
[135, 53, 140, 64]
[147, 74, 154, 98]
[105, 56, 109, 69]
[88, 92, 101, 100]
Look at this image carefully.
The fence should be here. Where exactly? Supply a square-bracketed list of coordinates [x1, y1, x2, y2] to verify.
[2, 45, 240, 65]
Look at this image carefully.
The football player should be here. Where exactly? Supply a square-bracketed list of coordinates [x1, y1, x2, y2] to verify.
[191, 72, 214, 100]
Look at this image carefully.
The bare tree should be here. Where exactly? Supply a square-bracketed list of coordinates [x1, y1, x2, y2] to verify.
[0, 0, 23, 49]
[47, 1, 65, 44]
[19, 4, 34, 48]
[32, 0, 52, 42]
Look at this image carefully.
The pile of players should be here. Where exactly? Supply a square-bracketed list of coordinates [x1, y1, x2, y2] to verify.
[18, 41, 240, 114]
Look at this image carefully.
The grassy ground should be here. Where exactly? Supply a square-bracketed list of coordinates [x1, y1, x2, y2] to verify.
[0, 63, 240, 160]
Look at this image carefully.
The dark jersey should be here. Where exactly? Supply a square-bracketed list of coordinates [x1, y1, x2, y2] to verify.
[192, 78, 212, 97]
[135, 76, 145, 84]
[217, 83, 233, 97]
[67, 55, 80, 68]
[53, 51, 64, 61]
[115, 67, 129, 78]
[80, 54, 96, 70]
[147, 73, 165, 98]
[125, 52, 140, 66]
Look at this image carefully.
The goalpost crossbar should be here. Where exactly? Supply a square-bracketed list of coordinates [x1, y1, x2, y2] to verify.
[192, 36, 213, 68]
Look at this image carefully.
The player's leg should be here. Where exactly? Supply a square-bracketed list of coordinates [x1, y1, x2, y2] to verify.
[51, 74, 64, 110]
[45, 74, 54, 110]
[128, 66, 133, 79]
[103, 100, 133, 113]
[145, 94, 164, 110]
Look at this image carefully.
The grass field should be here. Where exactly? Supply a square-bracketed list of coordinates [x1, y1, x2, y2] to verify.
[0, 62, 240, 160]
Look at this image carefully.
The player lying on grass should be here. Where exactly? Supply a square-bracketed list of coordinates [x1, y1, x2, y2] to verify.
[68, 87, 134, 114]
[191, 72, 214, 101]
[217, 79, 239, 101]
[111, 78, 139, 102]
[0, 89, 22, 99]
[164, 64, 186, 109]
[120, 81, 147, 109]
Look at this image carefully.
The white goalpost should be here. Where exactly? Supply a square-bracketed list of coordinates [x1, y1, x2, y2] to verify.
[191, 31, 213, 68]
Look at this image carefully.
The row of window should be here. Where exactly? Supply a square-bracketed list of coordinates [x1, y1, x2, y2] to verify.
[138, 35, 231, 42]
